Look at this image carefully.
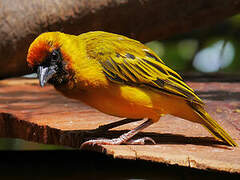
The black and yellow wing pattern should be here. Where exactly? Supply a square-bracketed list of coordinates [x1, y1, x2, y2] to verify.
[84, 31, 238, 147]
[85, 32, 203, 106]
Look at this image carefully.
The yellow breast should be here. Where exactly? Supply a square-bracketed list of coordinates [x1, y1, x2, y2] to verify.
[55, 80, 197, 123]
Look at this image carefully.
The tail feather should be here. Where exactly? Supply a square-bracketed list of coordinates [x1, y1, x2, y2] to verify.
[193, 104, 238, 147]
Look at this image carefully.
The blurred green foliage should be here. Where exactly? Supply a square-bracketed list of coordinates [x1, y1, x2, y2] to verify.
[0, 138, 69, 150]
[1, 14, 240, 150]
[0, 138, 71, 150]
[146, 14, 240, 73]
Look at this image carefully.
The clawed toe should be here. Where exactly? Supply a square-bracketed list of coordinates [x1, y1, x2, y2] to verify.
[80, 138, 121, 149]
[124, 137, 156, 145]
[80, 136, 156, 149]
[80, 119, 156, 149]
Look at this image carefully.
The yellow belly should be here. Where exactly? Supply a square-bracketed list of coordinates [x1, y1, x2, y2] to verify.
[55, 82, 199, 122]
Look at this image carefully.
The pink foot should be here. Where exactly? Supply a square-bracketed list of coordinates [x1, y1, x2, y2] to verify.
[80, 137, 156, 149]
[80, 119, 155, 149]
[80, 138, 124, 149]
[124, 137, 156, 145]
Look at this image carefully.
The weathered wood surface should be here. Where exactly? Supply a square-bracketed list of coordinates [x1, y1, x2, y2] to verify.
[0, 78, 240, 173]
[1, 0, 240, 78]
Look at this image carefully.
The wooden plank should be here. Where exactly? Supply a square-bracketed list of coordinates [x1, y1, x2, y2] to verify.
[0, 78, 240, 173]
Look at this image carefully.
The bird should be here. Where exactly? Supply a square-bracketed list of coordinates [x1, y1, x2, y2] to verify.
[27, 31, 238, 147]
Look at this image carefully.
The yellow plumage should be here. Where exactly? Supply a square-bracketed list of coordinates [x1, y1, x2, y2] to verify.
[27, 31, 238, 147]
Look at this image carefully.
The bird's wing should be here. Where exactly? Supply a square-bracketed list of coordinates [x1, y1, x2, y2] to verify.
[85, 32, 203, 105]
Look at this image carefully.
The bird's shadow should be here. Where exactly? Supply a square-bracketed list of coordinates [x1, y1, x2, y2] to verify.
[196, 90, 240, 101]
[62, 128, 231, 150]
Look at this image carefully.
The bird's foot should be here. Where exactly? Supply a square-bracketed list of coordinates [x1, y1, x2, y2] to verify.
[80, 137, 155, 149]
[80, 119, 155, 149]
[124, 137, 156, 145]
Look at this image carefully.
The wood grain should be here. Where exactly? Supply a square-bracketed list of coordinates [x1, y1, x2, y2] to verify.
[0, 78, 240, 173]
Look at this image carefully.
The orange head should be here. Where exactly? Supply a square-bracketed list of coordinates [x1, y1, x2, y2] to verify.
[27, 32, 73, 87]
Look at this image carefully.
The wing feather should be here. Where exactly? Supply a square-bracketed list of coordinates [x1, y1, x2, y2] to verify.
[85, 32, 203, 105]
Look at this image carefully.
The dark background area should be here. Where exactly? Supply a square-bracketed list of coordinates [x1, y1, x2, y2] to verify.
[1, 150, 240, 180]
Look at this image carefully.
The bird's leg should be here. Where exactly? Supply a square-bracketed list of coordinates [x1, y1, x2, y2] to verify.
[94, 118, 143, 132]
[62, 118, 143, 139]
[80, 119, 155, 148]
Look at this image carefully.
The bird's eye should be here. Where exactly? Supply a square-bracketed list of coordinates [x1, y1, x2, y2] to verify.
[51, 50, 59, 61]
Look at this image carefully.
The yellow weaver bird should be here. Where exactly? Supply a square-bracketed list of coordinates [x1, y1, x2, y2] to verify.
[27, 31, 238, 147]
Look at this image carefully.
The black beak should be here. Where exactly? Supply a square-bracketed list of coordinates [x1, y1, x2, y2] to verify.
[37, 66, 57, 87]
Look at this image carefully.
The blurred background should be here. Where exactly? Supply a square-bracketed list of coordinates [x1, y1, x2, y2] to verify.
[1, 13, 240, 150]
[146, 14, 240, 74]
